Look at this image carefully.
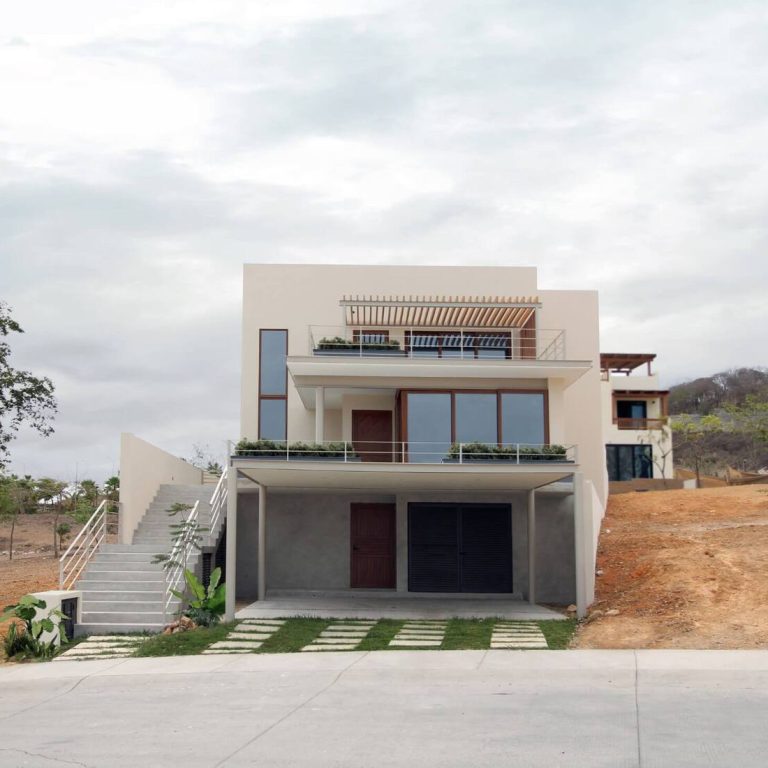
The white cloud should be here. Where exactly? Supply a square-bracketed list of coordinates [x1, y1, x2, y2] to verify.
[1, 0, 767, 479]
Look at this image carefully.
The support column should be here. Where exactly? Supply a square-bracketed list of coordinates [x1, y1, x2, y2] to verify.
[258, 484, 267, 601]
[224, 466, 238, 621]
[527, 489, 536, 604]
[315, 386, 325, 443]
[573, 471, 587, 619]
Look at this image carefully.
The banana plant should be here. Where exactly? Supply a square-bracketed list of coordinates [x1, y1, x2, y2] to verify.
[170, 567, 226, 627]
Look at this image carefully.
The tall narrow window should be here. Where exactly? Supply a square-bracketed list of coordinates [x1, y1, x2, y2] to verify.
[258, 329, 288, 440]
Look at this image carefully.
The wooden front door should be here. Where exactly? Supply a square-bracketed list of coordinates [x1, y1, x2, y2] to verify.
[350, 503, 396, 588]
[351, 410, 393, 462]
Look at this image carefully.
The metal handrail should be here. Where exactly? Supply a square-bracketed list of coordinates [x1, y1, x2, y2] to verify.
[231, 440, 578, 464]
[59, 500, 107, 590]
[308, 326, 567, 361]
[207, 468, 228, 542]
[163, 500, 200, 620]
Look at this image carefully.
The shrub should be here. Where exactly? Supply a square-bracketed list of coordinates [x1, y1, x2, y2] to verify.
[235, 439, 356, 458]
[171, 567, 226, 627]
[447, 443, 568, 461]
[1, 595, 66, 660]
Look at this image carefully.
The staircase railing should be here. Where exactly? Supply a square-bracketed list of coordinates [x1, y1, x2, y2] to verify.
[163, 500, 200, 622]
[59, 500, 107, 590]
[207, 468, 228, 544]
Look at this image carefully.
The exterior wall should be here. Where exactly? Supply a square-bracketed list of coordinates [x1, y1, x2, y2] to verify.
[601, 373, 674, 480]
[240, 264, 605, 503]
[118, 433, 202, 544]
[235, 489, 577, 604]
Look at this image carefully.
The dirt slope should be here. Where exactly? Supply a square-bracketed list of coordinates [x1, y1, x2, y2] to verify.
[575, 485, 768, 649]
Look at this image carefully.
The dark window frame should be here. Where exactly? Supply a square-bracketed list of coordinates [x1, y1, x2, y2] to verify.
[404, 330, 512, 359]
[258, 329, 288, 440]
[606, 444, 653, 481]
[399, 388, 549, 459]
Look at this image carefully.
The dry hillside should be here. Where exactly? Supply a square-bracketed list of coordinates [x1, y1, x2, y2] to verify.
[575, 485, 768, 649]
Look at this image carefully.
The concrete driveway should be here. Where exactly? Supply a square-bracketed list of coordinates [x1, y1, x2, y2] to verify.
[1, 650, 767, 767]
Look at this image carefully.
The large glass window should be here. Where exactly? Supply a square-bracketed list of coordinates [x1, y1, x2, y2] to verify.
[259, 399, 287, 441]
[260, 330, 287, 395]
[616, 400, 647, 419]
[402, 389, 548, 460]
[606, 445, 652, 481]
[258, 329, 288, 440]
[500, 393, 546, 445]
[455, 394, 497, 444]
[406, 393, 452, 462]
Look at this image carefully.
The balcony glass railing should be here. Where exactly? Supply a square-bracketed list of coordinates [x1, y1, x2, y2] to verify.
[308, 326, 566, 361]
[231, 439, 577, 465]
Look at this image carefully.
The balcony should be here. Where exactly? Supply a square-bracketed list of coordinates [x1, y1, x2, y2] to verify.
[233, 439, 576, 464]
[230, 440, 578, 492]
[614, 417, 669, 431]
[309, 326, 566, 361]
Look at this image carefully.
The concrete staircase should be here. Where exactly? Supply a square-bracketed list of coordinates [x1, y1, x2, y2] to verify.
[75, 484, 220, 635]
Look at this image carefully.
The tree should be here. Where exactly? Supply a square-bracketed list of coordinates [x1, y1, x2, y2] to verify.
[637, 424, 674, 488]
[1, 475, 36, 560]
[35, 477, 68, 558]
[0, 302, 57, 470]
[190, 444, 223, 476]
[69, 479, 100, 524]
[671, 414, 723, 487]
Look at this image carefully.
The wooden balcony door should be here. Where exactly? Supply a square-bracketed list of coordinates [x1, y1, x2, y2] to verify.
[352, 410, 393, 462]
[350, 503, 396, 589]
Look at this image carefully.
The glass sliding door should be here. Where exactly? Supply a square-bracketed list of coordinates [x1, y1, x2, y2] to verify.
[406, 393, 451, 462]
[455, 393, 497, 444]
[500, 392, 546, 446]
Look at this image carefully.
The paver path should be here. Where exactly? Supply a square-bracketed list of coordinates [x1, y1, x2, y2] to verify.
[202, 619, 285, 654]
[389, 621, 447, 648]
[55, 635, 146, 661]
[491, 621, 548, 649]
[301, 620, 376, 652]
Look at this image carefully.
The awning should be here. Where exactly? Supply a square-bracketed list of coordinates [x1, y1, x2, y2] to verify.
[341, 295, 540, 328]
[600, 353, 656, 375]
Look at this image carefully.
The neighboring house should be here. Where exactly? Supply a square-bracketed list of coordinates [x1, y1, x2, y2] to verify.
[68, 264, 608, 634]
[601, 353, 674, 485]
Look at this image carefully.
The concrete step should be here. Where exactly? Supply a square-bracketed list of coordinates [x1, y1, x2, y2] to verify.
[101, 544, 165, 553]
[75, 623, 163, 636]
[82, 600, 173, 613]
[77, 579, 167, 590]
[80, 590, 166, 602]
[92, 553, 163, 563]
[86, 562, 166, 573]
[82, 611, 167, 624]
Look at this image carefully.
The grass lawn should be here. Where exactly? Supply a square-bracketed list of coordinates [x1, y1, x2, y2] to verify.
[135, 623, 234, 657]
[127, 617, 578, 657]
[538, 619, 578, 649]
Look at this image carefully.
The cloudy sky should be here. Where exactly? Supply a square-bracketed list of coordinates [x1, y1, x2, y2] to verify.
[2, 0, 767, 482]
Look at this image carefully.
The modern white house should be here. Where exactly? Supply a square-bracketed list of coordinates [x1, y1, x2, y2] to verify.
[63, 264, 608, 634]
[601, 353, 673, 488]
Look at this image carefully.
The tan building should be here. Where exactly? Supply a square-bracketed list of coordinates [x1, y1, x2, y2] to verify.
[76, 264, 608, 635]
[600, 353, 673, 488]
[227, 264, 606, 619]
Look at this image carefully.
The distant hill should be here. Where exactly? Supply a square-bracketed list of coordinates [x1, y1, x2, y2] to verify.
[669, 367, 768, 474]
[669, 367, 768, 415]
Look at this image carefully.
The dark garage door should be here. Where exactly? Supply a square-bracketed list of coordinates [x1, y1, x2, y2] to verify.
[408, 503, 512, 593]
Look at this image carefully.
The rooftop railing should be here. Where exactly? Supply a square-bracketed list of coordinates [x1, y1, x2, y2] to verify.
[231, 439, 577, 465]
[307, 326, 566, 361]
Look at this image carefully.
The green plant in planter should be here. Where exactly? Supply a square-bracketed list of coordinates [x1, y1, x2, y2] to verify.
[447, 442, 568, 461]
[235, 439, 356, 458]
[171, 567, 226, 627]
[1, 595, 67, 660]
[316, 336, 400, 350]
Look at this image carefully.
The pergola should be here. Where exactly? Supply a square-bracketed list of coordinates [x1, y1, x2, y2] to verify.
[340, 295, 540, 329]
[600, 352, 656, 376]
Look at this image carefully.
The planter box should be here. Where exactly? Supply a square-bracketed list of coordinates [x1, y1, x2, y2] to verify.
[238, 454, 361, 462]
[442, 457, 571, 464]
[314, 348, 404, 357]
